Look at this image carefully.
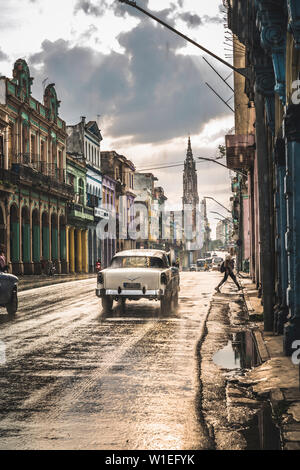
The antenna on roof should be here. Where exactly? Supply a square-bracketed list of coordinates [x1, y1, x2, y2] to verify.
[42, 77, 48, 93]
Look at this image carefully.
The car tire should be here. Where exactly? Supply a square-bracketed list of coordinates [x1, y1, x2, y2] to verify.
[120, 298, 126, 313]
[102, 295, 113, 313]
[6, 290, 18, 316]
[173, 290, 179, 309]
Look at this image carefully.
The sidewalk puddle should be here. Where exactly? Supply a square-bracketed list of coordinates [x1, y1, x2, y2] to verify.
[213, 330, 260, 371]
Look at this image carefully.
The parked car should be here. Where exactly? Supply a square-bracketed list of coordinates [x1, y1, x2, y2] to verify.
[196, 259, 205, 271]
[0, 272, 18, 315]
[212, 257, 224, 271]
[96, 249, 180, 314]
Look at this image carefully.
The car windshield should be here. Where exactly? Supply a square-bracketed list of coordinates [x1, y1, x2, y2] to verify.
[110, 256, 165, 269]
[213, 257, 223, 263]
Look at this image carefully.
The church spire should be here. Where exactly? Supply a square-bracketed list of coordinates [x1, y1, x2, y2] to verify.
[186, 136, 193, 160]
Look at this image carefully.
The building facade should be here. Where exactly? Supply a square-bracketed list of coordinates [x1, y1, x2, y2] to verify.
[225, 0, 300, 354]
[101, 150, 136, 256]
[0, 59, 73, 275]
[67, 117, 105, 272]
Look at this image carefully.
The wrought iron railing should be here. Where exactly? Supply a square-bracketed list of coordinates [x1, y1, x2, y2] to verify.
[13, 153, 67, 183]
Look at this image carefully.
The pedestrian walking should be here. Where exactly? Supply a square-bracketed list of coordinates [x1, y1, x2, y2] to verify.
[215, 253, 242, 292]
[95, 259, 101, 272]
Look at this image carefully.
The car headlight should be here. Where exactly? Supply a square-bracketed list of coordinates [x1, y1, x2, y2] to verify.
[160, 273, 167, 285]
[97, 272, 104, 284]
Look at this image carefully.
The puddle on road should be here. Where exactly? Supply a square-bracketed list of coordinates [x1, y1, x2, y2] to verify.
[213, 330, 260, 371]
[213, 329, 281, 450]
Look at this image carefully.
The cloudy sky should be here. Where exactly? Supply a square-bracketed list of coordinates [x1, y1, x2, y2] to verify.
[0, 0, 235, 237]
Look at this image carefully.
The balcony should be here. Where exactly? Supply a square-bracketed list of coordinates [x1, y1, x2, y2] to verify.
[94, 207, 109, 219]
[0, 167, 19, 189]
[11, 153, 74, 199]
[225, 134, 255, 171]
[68, 203, 94, 222]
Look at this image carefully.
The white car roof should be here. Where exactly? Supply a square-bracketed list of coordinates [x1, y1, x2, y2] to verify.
[113, 249, 167, 259]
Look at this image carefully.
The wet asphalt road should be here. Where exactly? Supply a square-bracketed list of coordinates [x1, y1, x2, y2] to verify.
[0, 271, 221, 450]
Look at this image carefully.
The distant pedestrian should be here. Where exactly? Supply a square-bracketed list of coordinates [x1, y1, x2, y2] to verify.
[96, 259, 101, 272]
[215, 253, 241, 292]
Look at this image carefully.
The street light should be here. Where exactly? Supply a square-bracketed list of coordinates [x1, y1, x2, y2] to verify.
[204, 196, 231, 214]
[197, 156, 247, 178]
[210, 211, 233, 222]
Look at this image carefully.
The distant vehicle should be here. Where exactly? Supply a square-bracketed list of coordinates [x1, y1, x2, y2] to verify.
[205, 258, 213, 268]
[96, 249, 180, 314]
[196, 259, 206, 271]
[0, 272, 18, 315]
[212, 257, 224, 271]
[190, 264, 197, 272]
[212, 253, 217, 257]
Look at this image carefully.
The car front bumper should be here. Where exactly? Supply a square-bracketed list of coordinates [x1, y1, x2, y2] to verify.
[96, 288, 163, 299]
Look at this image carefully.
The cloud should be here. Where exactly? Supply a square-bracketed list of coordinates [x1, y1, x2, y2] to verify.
[177, 12, 202, 28]
[202, 14, 223, 24]
[28, 17, 230, 145]
[74, 0, 108, 17]
[0, 48, 9, 62]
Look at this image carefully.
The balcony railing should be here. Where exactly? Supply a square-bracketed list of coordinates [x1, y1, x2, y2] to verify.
[11, 154, 74, 198]
[13, 153, 67, 183]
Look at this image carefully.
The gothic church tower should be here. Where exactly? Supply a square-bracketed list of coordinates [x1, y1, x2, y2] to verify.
[183, 137, 199, 209]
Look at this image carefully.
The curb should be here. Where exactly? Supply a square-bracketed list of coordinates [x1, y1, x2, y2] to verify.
[18, 274, 96, 292]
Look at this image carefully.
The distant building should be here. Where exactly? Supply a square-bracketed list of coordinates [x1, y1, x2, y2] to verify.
[182, 137, 200, 266]
[101, 150, 136, 260]
[67, 116, 105, 272]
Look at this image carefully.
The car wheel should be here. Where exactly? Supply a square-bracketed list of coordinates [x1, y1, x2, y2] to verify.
[119, 297, 126, 313]
[6, 290, 18, 315]
[102, 295, 113, 313]
[173, 290, 179, 309]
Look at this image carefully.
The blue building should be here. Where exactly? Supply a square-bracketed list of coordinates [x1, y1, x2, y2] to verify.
[226, 0, 300, 354]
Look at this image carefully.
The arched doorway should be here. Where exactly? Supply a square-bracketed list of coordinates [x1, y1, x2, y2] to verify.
[42, 212, 49, 261]
[10, 204, 20, 274]
[60, 215, 67, 273]
[32, 209, 40, 274]
[51, 213, 58, 262]
[21, 206, 31, 274]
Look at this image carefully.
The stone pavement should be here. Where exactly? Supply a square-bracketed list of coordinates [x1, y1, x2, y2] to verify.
[239, 275, 300, 450]
[17, 273, 96, 292]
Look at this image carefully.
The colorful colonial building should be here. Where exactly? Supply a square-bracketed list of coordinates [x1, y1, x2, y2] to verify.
[0, 59, 73, 274]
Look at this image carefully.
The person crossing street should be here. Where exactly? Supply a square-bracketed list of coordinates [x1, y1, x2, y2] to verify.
[215, 252, 242, 293]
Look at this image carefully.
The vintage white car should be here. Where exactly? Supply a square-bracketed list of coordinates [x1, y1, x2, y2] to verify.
[96, 249, 180, 313]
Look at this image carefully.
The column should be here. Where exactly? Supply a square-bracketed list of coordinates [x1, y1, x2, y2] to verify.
[76, 229, 82, 272]
[66, 225, 70, 273]
[82, 229, 88, 274]
[42, 220, 50, 260]
[283, 103, 300, 354]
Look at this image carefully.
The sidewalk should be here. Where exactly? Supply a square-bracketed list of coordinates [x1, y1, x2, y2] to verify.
[239, 275, 300, 450]
[18, 273, 96, 292]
